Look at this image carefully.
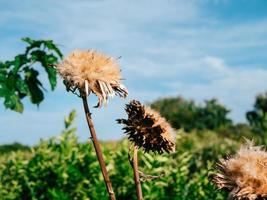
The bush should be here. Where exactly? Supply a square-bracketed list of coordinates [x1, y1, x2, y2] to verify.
[0, 112, 238, 200]
[0, 143, 30, 154]
[150, 97, 232, 132]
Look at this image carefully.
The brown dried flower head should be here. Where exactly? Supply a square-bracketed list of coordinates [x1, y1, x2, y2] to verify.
[56, 50, 128, 107]
[117, 100, 175, 154]
[211, 141, 267, 200]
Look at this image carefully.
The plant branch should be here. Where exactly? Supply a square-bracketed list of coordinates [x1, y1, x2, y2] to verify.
[133, 146, 143, 200]
[82, 94, 116, 200]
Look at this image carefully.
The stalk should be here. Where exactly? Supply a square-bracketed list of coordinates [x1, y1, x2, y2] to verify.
[82, 95, 116, 200]
[133, 146, 143, 200]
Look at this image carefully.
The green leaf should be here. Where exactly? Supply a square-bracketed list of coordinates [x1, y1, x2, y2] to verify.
[46, 54, 58, 64]
[4, 93, 24, 113]
[25, 68, 44, 105]
[21, 37, 34, 45]
[45, 40, 63, 58]
[0, 37, 63, 113]
[14, 99, 24, 113]
[16, 77, 29, 95]
[25, 41, 43, 54]
[4, 60, 14, 68]
[30, 50, 46, 63]
[0, 82, 9, 97]
[13, 54, 29, 74]
[45, 65, 57, 90]
[0, 61, 7, 69]
[30, 51, 58, 90]
[0, 68, 7, 82]
[64, 110, 77, 129]
[6, 73, 17, 90]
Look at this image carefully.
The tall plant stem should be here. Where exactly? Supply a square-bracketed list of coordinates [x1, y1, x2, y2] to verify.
[133, 146, 143, 200]
[82, 95, 116, 200]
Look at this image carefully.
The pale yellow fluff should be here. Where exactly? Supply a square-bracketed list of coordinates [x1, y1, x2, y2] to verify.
[57, 50, 128, 107]
[212, 141, 267, 200]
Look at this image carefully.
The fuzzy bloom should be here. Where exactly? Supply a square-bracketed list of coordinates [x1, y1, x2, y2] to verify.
[56, 50, 128, 107]
[211, 141, 267, 200]
[117, 100, 175, 154]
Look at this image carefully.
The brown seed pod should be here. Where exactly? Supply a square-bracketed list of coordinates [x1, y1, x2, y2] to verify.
[56, 50, 128, 107]
[117, 100, 175, 154]
[211, 141, 267, 200]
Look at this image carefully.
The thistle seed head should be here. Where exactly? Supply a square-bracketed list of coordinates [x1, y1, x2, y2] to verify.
[211, 141, 267, 200]
[117, 100, 175, 154]
[56, 50, 128, 107]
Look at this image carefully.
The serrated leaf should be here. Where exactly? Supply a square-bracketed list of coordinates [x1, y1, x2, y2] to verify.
[4, 93, 23, 113]
[0, 61, 7, 69]
[45, 40, 63, 58]
[23, 39, 43, 54]
[25, 68, 44, 105]
[30, 50, 46, 62]
[4, 60, 14, 68]
[14, 99, 24, 113]
[46, 54, 58, 64]
[64, 110, 76, 129]
[0, 69, 7, 82]
[21, 37, 34, 45]
[0, 38, 63, 113]
[16, 77, 29, 95]
[44, 63, 57, 90]
[0, 82, 9, 97]
[6, 73, 17, 90]
[13, 54, 28, 74]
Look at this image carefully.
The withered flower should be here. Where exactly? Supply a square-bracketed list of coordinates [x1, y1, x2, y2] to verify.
[56, 50, 128, 107]
[211, 141, 267, 200]
[117, 100, 175, 154]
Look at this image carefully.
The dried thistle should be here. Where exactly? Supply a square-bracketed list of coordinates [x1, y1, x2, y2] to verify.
[211, 141, 267, 200]
[117, 100, 175, 154]
[56, 49, 122, 199]
[56, 50, 128, 107]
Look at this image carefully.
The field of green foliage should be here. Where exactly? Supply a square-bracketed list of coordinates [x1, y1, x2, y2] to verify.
[1, 108, 265, 200]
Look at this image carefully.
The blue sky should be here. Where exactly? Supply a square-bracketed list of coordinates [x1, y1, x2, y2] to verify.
[0, 0, 267, 145]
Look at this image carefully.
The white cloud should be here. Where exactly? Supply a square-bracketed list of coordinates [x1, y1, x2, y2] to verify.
[166, 56, 267, 122]
[0, 0, 267, 144]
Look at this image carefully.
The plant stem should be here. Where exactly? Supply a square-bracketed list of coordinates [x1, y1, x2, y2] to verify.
[133, 146, 143, 200]
[82, 95, 116, 200]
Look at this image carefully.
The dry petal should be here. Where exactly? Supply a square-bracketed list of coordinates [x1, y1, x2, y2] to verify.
[56, 50, 128, 107]
[211, 141, 267, 200]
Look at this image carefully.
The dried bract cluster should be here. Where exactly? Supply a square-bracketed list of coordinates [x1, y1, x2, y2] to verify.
[56, 50, 128, 107]
[212, 141, 267, 200]
[117, 100, 175, 154]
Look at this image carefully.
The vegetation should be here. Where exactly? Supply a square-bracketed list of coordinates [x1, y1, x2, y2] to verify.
[150, 97, 232, 132]
[0, 38, 62, 113]
[247, 92, 267, 137]
[0, 110, 238, 200]
[1, 95, 267, 199]
[0, 143, 30, 154]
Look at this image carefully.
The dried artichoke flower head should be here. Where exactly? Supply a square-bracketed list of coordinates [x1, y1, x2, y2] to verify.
[117, 100, 176, 154]
[56, 50, 128, 107]
[211, 141, 267, 200]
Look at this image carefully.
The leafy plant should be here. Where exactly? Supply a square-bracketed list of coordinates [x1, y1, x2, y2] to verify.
[247, 91, 267, 138]
[0, 37, 62, 113]
[0, 110, 106, 200]
[150, 97, 232, 132]
[0, 115, 233, 199]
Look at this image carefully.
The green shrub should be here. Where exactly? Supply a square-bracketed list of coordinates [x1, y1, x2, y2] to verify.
[0, 112, 236, 200]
